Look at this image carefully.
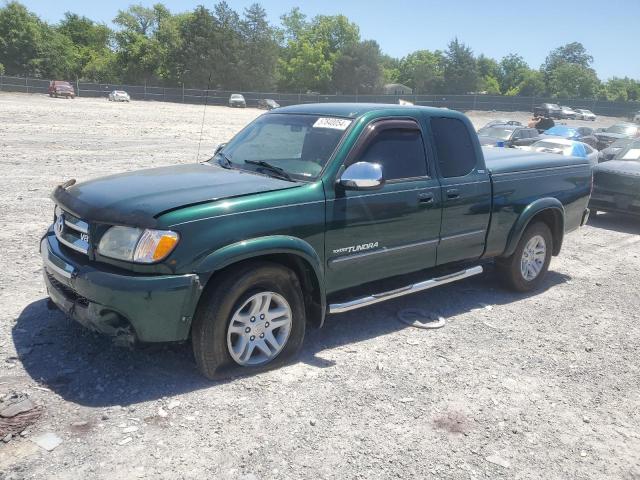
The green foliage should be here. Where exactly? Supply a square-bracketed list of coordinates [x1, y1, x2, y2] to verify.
[547, 63, 600, 99]
[480, 75, 501, 95]
[277, 9, 360, 92]
[398, 50, 445, 94]
[444, 38, 478, 94]
[0, 2, 637, 102]
[602, 77, 640, 101]
[332, 40, 383, 93]
[499, 54, 529, 94]
[0, 2, 45, 75]
[508, 69, 545, 97]
[0, 63, 4, 74]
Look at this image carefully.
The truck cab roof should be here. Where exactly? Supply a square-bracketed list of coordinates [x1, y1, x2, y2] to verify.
[272, 103, 458, 119]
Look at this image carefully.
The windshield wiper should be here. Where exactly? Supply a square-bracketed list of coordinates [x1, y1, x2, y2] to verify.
[244, 160, 294, 182]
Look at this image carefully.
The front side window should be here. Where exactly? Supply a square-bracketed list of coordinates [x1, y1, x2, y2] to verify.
[212, 114, 351, 179]
[358, 128, 428, 180]
[431, 117, 477, 178]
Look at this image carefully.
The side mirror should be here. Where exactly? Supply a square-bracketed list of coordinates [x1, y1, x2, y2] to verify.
[213, 143, 226, 155]
[338, 162, 384, 190]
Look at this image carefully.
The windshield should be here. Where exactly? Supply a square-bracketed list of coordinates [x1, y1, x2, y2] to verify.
[477, 127, 514, 140]
[211, 114, 351, 179]
[606, 124, 638, 136]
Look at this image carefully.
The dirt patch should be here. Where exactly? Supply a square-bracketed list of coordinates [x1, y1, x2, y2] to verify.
[0, 92, 639, 479]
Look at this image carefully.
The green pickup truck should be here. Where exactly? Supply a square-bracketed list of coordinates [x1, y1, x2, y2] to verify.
[42, 103, 591, 378]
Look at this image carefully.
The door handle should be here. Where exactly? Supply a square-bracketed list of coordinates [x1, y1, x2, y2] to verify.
[446, 189, 460, 200]
[418, 192, 434, 205]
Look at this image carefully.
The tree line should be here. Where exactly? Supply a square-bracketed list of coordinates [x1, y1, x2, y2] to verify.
[1, 1, 639, 101]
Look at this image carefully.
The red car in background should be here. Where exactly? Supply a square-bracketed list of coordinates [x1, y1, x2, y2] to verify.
[48, 81, 75, 99]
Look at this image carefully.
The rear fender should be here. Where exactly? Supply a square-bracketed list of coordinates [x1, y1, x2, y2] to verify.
[503, 198, 565, 258]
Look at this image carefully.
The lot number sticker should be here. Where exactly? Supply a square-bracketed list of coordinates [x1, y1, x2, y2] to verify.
[313, 117, 352, 130]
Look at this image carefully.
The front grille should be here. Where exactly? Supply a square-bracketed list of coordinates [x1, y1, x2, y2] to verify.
[54, 207, 90, 255]
[46, 272, 90, 307]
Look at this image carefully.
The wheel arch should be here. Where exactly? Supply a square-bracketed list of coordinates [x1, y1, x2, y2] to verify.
[195, 236, 326, 329]
[503, 199, 565, 258]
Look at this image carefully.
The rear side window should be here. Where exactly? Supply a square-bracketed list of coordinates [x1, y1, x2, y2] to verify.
[430, 117, 477, 178]
[359, 128, 428, 180]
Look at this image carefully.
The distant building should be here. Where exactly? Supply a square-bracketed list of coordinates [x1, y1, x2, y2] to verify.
[383, 83, 413, 95]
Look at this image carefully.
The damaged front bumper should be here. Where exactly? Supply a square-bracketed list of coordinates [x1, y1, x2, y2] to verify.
[41, 233, 201, 343]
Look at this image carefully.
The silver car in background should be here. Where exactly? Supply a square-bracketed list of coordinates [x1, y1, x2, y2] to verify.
[229, 93, 246, 108]
[108, 90, 131, 102]
[574, 108, 596, 121]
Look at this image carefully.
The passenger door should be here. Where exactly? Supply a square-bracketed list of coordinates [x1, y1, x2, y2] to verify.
[429, 116, 492, 265]
[324, 118, 442, 294]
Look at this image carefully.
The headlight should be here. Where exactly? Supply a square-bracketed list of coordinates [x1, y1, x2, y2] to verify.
[97, 226, 179, 263]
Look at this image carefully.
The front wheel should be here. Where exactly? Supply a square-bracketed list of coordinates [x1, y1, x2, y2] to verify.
[192, 261, 306, 379]
[497, 222, 553, 292]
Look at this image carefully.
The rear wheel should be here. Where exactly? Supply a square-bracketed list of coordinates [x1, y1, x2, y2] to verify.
[192, 261, 306, 379]
[498, 222, 553, 292]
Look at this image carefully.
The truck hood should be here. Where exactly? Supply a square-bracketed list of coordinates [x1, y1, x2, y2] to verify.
[52, 163, 298, 228]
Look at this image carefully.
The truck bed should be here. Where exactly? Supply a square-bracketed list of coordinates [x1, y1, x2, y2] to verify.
[483, 147, 589, 174]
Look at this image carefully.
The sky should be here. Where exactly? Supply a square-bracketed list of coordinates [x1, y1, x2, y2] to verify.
[17, 0, 640, 80]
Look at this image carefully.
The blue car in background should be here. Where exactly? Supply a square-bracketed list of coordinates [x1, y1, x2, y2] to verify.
[542, 125, 598, 148]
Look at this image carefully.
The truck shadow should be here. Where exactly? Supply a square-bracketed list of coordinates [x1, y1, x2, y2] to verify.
[588, 212, 640, 235]
[13, 267, 569, 407]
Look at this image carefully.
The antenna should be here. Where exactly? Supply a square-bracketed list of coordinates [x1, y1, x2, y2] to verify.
[196, 72, 213, 163]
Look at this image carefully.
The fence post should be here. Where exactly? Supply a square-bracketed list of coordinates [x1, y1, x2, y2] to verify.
[144, 81, 147, 101]
[182, 83, 185, 103]
[163, 87, 165, 102]
[473, 94, 477, 110]
[0, 74, 3, 91]
[25, 76, 28, 94]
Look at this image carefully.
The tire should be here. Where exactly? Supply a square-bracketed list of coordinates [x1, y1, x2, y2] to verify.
[192, 261, 306, 379]
[497, 222, 553, 292]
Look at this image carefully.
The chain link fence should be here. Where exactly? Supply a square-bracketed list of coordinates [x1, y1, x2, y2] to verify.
[1, 74, 638, 118]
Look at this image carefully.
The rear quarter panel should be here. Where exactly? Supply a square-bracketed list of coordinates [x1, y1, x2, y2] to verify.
[484, 162, 591, 258]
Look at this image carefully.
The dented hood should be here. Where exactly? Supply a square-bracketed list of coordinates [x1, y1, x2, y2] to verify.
[52, 163, 298, 228]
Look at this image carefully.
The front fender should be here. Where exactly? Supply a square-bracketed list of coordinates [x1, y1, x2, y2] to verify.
[195, 235, 326, 320]
[503, 198, 565, 258]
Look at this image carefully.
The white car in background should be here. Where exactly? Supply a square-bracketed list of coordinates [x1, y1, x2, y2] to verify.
[574, 108, 596, 121]
[108, 90, 131, 102]
[517, 138, 599, 168]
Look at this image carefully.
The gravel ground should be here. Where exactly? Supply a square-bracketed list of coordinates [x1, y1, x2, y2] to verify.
[1, 92, 639, 479]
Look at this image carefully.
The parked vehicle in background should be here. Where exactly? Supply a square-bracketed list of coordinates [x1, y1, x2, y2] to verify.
[41, 103, 591, 378]
[594, 123, 640, 150]
[477, 124, 539, 147]
[559, 106, 578, 119]
[258, 98, 280, 110]
[590, 139, 640, 216]
[229, 94, 246, 108]
[533, 103, 562, 119]
[522, 138, 598, 167]
[48, 81, 75, 99]
[633, 111, 640, 123]
[574, 108, 596, 121]
[541, 125, 598, 148]
[108, 90, 130, 102]
[598, 138, 634, 163]
[481, 120, 523, 129]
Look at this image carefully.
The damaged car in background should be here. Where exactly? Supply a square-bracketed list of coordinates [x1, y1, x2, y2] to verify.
[41, 103, 591, 378]
[590, 139, 640, 217]
[595, 123, 640, 150]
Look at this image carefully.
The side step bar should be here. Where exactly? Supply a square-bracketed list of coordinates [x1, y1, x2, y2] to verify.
[328, 266, 483, 314]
